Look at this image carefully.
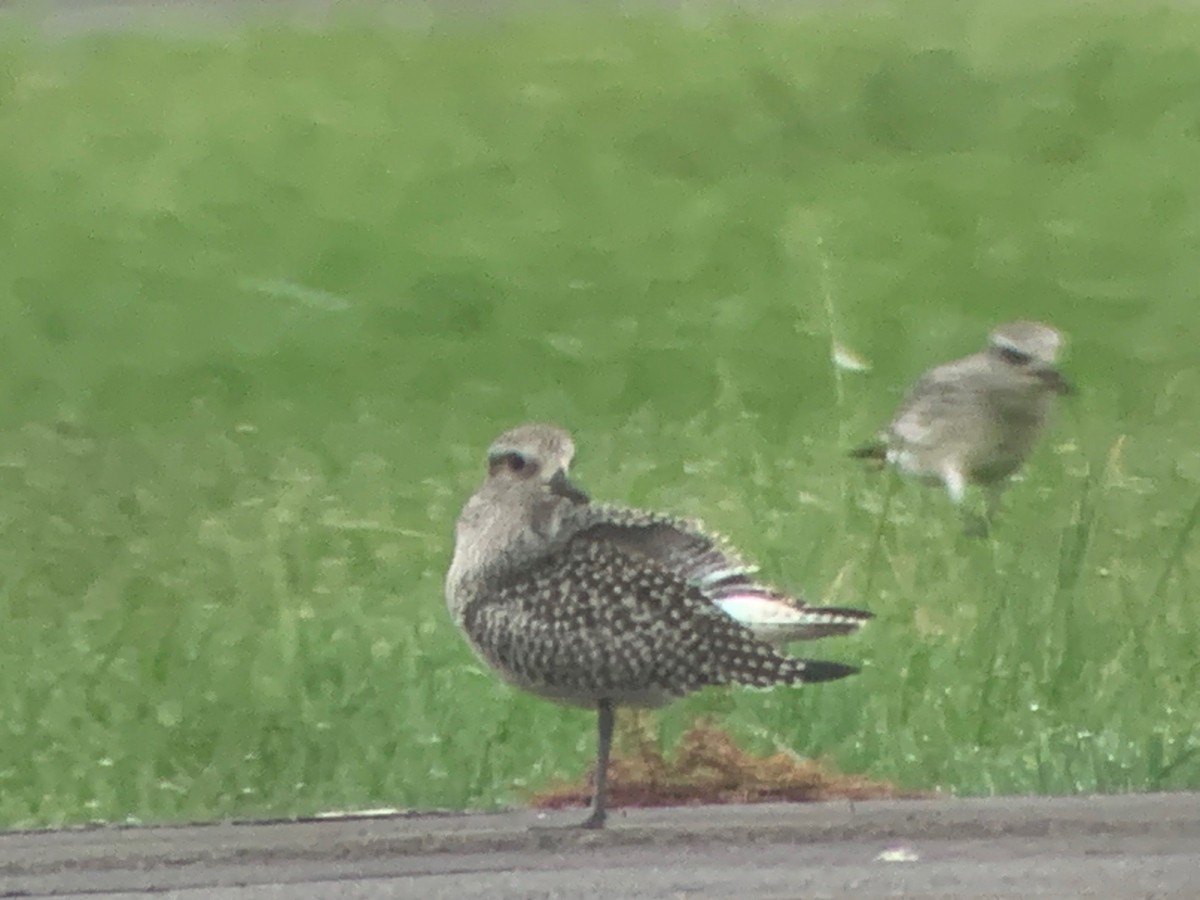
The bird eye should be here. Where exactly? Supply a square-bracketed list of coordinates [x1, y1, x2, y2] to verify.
[507, 453, 528, 473]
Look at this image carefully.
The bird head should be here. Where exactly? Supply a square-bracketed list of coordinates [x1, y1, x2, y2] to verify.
[484, 423, 590, 504]
[987, 320, 1074, 395]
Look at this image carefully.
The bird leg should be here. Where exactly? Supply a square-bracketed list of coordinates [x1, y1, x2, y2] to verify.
[579, 699, 614, 829]
[984, 484, 1005, 525]
[960, 509, 990, 539]
[961, 484, 1006, 539]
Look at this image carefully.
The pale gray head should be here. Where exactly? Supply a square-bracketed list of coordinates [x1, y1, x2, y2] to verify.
[483, 422, 589, 504]
[986, 321, 1073, 394]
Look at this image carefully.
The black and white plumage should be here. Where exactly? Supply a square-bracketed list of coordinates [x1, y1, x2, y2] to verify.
[851, 320, 1072, 523]
[446, 423, 870, 829]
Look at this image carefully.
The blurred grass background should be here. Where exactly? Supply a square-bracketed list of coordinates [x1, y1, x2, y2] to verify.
[1, 0, 1199, 828]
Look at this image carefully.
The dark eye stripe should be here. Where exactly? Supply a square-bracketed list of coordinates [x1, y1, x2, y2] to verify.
[997, 345, 1032, 365]
[489, 451, 537, 476]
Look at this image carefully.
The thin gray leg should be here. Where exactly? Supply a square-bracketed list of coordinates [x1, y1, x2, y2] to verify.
[580, 699, 614, 829]
[985, 484, 1005, 524]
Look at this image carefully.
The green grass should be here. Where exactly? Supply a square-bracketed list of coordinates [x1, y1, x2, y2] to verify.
[2, 0, 1200, 829]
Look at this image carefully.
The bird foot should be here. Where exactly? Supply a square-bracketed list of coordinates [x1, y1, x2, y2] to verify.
[526, 806, 607, 832]
[577, 809, 607, 830]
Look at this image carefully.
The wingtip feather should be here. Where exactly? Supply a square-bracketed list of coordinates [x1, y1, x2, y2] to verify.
[798, 659, 860, 682]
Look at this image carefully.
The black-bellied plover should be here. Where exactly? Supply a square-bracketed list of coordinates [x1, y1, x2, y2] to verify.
[446, 423, 871, 829]
[851, 320, 1073, 531]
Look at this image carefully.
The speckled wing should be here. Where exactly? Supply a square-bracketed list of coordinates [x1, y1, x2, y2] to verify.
[460, 525, 857, 709]
[572, 504, 756, 592]
[565, 505, 871, 642]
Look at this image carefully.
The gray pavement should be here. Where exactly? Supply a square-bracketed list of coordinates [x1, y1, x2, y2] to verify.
[3, 792, 1199, 898]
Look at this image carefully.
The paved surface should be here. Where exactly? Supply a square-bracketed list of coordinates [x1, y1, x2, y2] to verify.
[3, 793, 1199, 898]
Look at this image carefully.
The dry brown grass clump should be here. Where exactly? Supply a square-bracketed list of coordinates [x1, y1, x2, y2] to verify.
[531, 718, 926, 811]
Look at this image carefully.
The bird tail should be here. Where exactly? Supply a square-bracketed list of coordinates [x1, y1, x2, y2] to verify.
[787, 658, 860, 683]
[848, 440, 888, 462]
[725, 633, 863, 688]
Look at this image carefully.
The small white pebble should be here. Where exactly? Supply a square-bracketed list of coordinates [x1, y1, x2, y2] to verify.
[875, 847, 920, 863]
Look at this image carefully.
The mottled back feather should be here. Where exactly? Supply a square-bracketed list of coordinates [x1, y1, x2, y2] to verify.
[461, 525, 855, 707]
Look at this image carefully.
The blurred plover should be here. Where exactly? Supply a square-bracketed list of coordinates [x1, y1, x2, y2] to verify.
[851, 320, 1072, 530]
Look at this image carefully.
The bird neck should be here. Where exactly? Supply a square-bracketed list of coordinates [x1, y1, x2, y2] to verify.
[445, 486, 578, 618]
